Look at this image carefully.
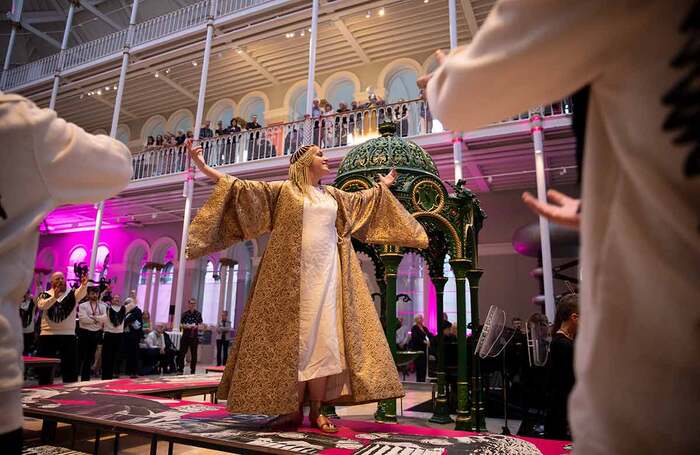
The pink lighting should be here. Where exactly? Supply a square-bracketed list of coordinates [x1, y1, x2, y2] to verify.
[427, 279, 438, 334]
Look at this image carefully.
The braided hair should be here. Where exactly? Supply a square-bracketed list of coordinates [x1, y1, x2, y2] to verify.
[288, 145, 318, 194]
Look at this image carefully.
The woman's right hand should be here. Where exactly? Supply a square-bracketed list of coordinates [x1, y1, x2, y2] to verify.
[186, 139, 204, 166]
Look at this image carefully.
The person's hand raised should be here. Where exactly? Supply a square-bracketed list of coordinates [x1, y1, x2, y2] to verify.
[521, 189, 581, 230]
[80, 273, 88, 287]
[378, 168, 398, 187]
[186, 138, 204, 164]
[417, 49, 447, 90]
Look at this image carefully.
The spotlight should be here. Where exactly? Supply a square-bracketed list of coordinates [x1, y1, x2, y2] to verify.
[151, 213, 157, 219]
[88, 91, 93, 96]
[308, 27, 311, 32]
[560, 167, 568, 176]
[192, 61, 198, 66]
[104, 86, 109, 91]
[424, 0, 429, 3]
[113, 85, 117, 90]
[300, 30, 305, 36]
[365, 10, 371, 18]
[165, 68, 170, 74]
[378, 7, 385, 16]
[236, 48, 242, 54]
[96, 89, 102, 95]
[154, 71, 160, 78]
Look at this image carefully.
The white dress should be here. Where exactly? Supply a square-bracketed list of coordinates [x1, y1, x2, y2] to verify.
[298, 186, 346, 382]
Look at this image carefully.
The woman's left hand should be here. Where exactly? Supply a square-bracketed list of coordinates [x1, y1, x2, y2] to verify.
[378, 168, 398, 187]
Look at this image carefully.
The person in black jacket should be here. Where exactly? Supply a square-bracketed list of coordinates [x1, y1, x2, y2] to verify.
[409, 314, 433, 382]
[545, 294, 579, 440]
[123, 291, 143, 378]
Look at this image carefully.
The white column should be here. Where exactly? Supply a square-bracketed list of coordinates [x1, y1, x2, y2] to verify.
[143, 266, 154, 313]
[150, 266, 163, 317]
[173, 0, 217, 331]
[530, 111, 556, 322]
[225, 263, 236, 315]
[216, 262, 228, 318]
[48, 0, 76, 110]
[89, 0, 140, 280]
[446, 0, 464, 182]
[1, 0, 24, 89]
[302, 0, 320, 144]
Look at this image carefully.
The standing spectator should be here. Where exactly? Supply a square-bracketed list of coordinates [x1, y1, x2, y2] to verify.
[144, 323, 176, 374]
[19, 291, 36, 356]
[409, 314, 432, 382]
[142, 310, 152, 334]
[97, 294, 137, 379]
[144, 135, 155, 150]
[155, 135, 164, 147]
[123, 292, 143, 378]
[419, 88, 433, 134]
[215, 120, 226, 136]
[216, 310, 231, 366]
[36, 272, 87, 384]
[77, 286, 105, 381]
[177, 298, 203, 375]
[311, 99, 321, 118]
[246, 115, 263, 160]
[245, 115, 261, 130]
[199, 120, 214, 138]
[175, 130, 186, 145]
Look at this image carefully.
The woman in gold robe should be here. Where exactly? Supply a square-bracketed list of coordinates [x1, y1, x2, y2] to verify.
[186, 142, 428, 432]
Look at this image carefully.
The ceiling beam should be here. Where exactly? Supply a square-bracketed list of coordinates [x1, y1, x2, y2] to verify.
[234, 48, 280, 85]
[150, 70, 198, 101]
[459, 0, 479, 38]
[464, 161, 491, 192]
[80, 1, 123, 31]
[88, 94, 138, 120]
[332, 18, 370, 64]
[47, 0, 85, 44]
[21, 11, 65, 24]
[19, 21, 62, 49]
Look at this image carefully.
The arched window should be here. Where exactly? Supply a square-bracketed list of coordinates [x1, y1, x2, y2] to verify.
[155, 261, 174, 323]
[95, 244, 110, 278]
[240, 97, 266, 126]
[386, 68, 419, 103]
[142, 116, 166, 140]
[174, 117, 193, 133]
[289, 87, 318, 121]
[325, 79, 356, 109]
[397, 253, 426, 343]
[442, 256, 471, 334]
[136, 264, 150, 309]
[66, 246, 88, 285]
[201, 260, 221, 325]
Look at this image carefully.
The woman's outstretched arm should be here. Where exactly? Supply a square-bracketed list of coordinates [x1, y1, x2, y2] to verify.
[186, 139, 225, 182]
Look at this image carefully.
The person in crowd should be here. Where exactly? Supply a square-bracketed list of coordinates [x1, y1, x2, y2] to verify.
[418, 88, 433, 134]
[175, 130, 186, 145]
[348, 100, 360, 137]
[186, 130, 194, 139]
[35, 272, 87, 385]
[142, 310, 152, 334]
[177, 298, 203, 375]
[144, 135, 155, 150]
[123, 291, 143, 378]
[155, 135, 164, 147]
[545, 294, 579, 440]
[423, 2, 700, 451]
[246, 115, 261, 130]
[96, 294, 137, 379]
[77, 285, 105, 381]
[409, 314, 432, 382]
[1, 90, 131, 452]
[215, 120, 226, 136]
[440, 312, 452, 335]
[311, 99, 321, 118]
[284, 126, 300, 155]
[216, 310, 231, 366]
[322, 106, 336, 149]
[199, 120, 214, 138]
[19, 291, 36, 356]
[143, 323, 176, 374]
[186, 140, 426, 432]
[246, 115, 263, 160]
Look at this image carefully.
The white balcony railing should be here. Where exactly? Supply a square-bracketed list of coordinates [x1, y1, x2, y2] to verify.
[130, 98, 573, 182]
[2, 0, 271, 90]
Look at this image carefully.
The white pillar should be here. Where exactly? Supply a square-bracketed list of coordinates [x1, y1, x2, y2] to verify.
[225, 263, 236, 315]
[302, 0, 320, 144]
[143, 266, 154, 313]
[216, 262, 228, 318]
[88, 0, 140, 280]
[1, 0, 24, 89]
[173, 0, 217, 331]
[150, 266, 163, 317]
[447, 0, 463, 183]
[530, 111, 556, 322]
[48, 0, 76, 110]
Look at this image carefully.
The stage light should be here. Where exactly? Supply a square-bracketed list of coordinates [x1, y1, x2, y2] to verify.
[96, 89, 102, 95]
[378, 8, 385, 16]
[104, 86, 109, 91]
[113, 85, 117, 90]
[154, 71, 160, 78]
[424, 0, 429, 3]
[192, 61, 198, 66]
[487, 176, 493, 183]
[365, 10, 371, 18]
[165, 68, 170, 74]
[236, 48, 242, 54]
[300, 30, 305, 36]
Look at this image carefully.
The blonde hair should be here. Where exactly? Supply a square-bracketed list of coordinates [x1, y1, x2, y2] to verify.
[288, 145, 317, 194]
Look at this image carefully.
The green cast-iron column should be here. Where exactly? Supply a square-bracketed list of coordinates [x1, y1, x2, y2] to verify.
[375, 250, 403, 423]
[466, 268, 486, 431]
[450, 258, 472, 431]
[429, 276, 453, 423]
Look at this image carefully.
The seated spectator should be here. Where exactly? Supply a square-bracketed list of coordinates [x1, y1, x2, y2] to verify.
[142, 323, 176, 374]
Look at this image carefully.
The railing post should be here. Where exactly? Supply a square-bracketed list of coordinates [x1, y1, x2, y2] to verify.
[173, 0, 217, 331]
[302, 0, 319, 146]
[48, 0, 77, 110]
[1, 0, 24, 90]
[529, 109, 556, 322]
[88, 0, 141, 281]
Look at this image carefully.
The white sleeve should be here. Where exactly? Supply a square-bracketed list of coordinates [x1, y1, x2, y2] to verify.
[27, 100, 133, 205]
[145, 332, 157, 349]
[426, 0, 630, 131]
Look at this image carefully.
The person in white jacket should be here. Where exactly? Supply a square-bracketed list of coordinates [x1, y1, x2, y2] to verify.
[0, 92, 132, 451]
[424, 1, 699, 453]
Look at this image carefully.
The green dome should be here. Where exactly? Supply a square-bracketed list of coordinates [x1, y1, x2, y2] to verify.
[336, 122, 439, 180]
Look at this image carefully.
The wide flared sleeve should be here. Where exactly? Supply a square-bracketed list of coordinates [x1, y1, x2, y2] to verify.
[186, 175, 283, 259]
[333, 184, 428, 249]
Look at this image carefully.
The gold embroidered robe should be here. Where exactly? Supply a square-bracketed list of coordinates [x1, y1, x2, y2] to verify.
[187, 175, 428, 415]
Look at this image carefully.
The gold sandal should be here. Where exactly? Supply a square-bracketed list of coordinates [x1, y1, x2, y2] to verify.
[312, 415, 339, 433]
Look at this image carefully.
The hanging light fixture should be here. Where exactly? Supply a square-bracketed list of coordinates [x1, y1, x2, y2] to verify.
[378, 7, 385, 16]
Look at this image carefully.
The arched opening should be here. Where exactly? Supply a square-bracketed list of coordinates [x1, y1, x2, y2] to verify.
[397, 253, 427, 347]
[442, 255, 471, 334]
[141, 115, 166, 142]
[289, 86, 318, 121]
[94, 244, 111, 279]
[155, 260, 175, 323]
[239, 96, 266, 126]
[207, 99, 236, 129]
[200, 259, 221, 325]
[385, 67, 420, 103]
[66, 246, 88, 285]
[325, 78, 356, 109]
[168, 109, 195, 135]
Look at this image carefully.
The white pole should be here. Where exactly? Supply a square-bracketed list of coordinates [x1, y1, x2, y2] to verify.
[303, 0, 319, 144]
[225, 263, 236, 315]
[530, 112, 556, 322]
[48, 1, 76, 110]
[216, 263, 228, 319]
[1, 0, 24, 90]
[88, 0, 140, 280]
[150, 267, 162, 318]
[143, 266, 154, 313]
[447, 0, 463, 183]
[173, 0, 217, 331]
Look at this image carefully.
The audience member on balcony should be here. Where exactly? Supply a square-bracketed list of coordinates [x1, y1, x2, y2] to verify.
[419, 88, 433, 134]
[175, 130, 186, 145]
[215, 120, 226, 136]
[336, 103, 350, 146]
[177, 298, 203, 375]
[311, 99, 321, 118]
[246, 115, 263, 160]
[95, 293, 137, 379]
[123, 295, 144, 378]
[322, 103, 336, 148]
[284, 126, 300, 155]
[199, 120, 214, 138]
[145, 135, 155, 150]
[77, 285, 105, 381]
[216, 310, 231, 366]
[155, 135, 164, 147]
[19, 291, 36, 356]
[143, 323, 176, 374]
[246, 115, 262, 130]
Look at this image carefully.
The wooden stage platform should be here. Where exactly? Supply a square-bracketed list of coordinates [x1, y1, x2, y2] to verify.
[22, 381, 570, 454]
